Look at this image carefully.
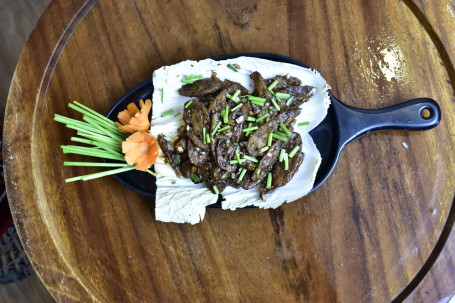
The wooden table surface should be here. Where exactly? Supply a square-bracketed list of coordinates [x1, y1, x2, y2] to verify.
[4, 0, 455, 302]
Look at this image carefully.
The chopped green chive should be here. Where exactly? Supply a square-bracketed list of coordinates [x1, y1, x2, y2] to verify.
[185, 100, 193, 108]
[66, 166, 136, 183]
[267, 80, 279, 91]
[64, 162, 128, 167]
[203, 127, 207, 144]
[279, 149, 286, 162]
[266, 172, 272, 189]
[235, 151, 243, 164]
[218, 125, 231, 132]
[286, 96, 295, 106]
[259, 146, 270, 153]
[230, 160, 239, 164]
[206, 133, 211, 143]
[181, 79, 194, 84]
[273, 130, 287, 137]
[211, 121, 222, 136]
[256, 167, 261, 179]
[248, 96, 266, 103]
[173, 111, 181, 117]
[256, 113, 270, 122]
[289, 145, 300, 158]
[231, 103, 242, 112]
[242, 126, 258, 133]
[227, 64, 238, 72]
[237, 168, 247, 184]
[233, 143, 239, 146]
[190, 172, 201, 182]
[270, 98, 280, 111]
[251, 100, 265, 106]
[284, 153, 289, 171]
[298, 121, 310, 126]
[272, 133, 288, 142]
[184, 74, 203, 80]
[243, 155, 258, 163]
[227, 90, 240, 103]
[161, 109, 174, 117]
[246, 116, 256, 122]
[279, 123, 292, 137]
[213, 185, 220, 194]
[161, 88, 164, 103]
[275, 92, 292, 99]
[223, 105, 229, 123]
[268, 133, 273, 146]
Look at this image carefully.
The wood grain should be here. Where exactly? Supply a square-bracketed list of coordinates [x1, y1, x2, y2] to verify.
[3, 0, 455, 302]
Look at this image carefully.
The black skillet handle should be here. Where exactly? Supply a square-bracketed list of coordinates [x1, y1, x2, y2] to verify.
[334, 98, 441, 146]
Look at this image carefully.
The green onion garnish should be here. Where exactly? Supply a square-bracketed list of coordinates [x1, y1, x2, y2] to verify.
[206, 133, 211, 144]
[298, 121, 310, 126]
[272, 133, 288, 142]
[279, 149, 286, 162]
[185, 100, 193, 108]
[230, 160, 239, 164]
[230, 90, 241, 103]
[279, 123, 292, 137]
[147, 170, 157, 177]
[284, 153, 289, 171]
[251, 100, 265, 106]
[223, 105, 229, 123]
[161, 109, 174, 117]
[227, 64, 238, 72]
[248, 96, 266, 103]
[211, 121, 222, 136]
[226, 93, 233, 99]
[64, 162, 129, 167]
[173, 111, 181, 117]
[190, 172, 201, 182]
[213, 185, 220, 194]
[267, 133, 273, 146]
[218, 125, 231, 132]
[266, 172, 272, 189]
[237, 168, 247, 184]
[243, 155, 258, 163]
[231, 103, 242, 112]
[235, 151, 243, 164]
[275, 92, 292, 99]
[184, 74, 203, 79]
[267, 80, 279, 91]
[181, 79, 193, 84]
[259, 146, 269, 153]
[233, 143, 239, 146]
[273, 130, 287, 137]
[256, 113, 269, 122]
[246, 116, 256, 122]
[161, 88, 164, 103]
[203, 127, 207, 144]
[256, 167, 261, 179]
[288, 145, 300, 158]
[242, 126, 258, 133]
[270, 98, 280, 111]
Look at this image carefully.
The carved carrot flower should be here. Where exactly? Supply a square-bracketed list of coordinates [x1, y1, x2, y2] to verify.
[116, 99, 152, 133]
[122, 132, 159, 171]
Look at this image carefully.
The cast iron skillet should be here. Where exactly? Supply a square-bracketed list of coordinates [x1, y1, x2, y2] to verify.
[106, 53, 441, 205]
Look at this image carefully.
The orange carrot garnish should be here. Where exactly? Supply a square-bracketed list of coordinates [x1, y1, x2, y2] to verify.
[122, 132, 159, 171]
[116, 99, 152, 133]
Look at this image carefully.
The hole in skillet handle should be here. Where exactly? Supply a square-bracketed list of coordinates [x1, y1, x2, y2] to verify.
[104, 53, 314, 207]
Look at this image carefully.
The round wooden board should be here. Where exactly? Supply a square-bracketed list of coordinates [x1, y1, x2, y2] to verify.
[4, 0, 455, 302]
